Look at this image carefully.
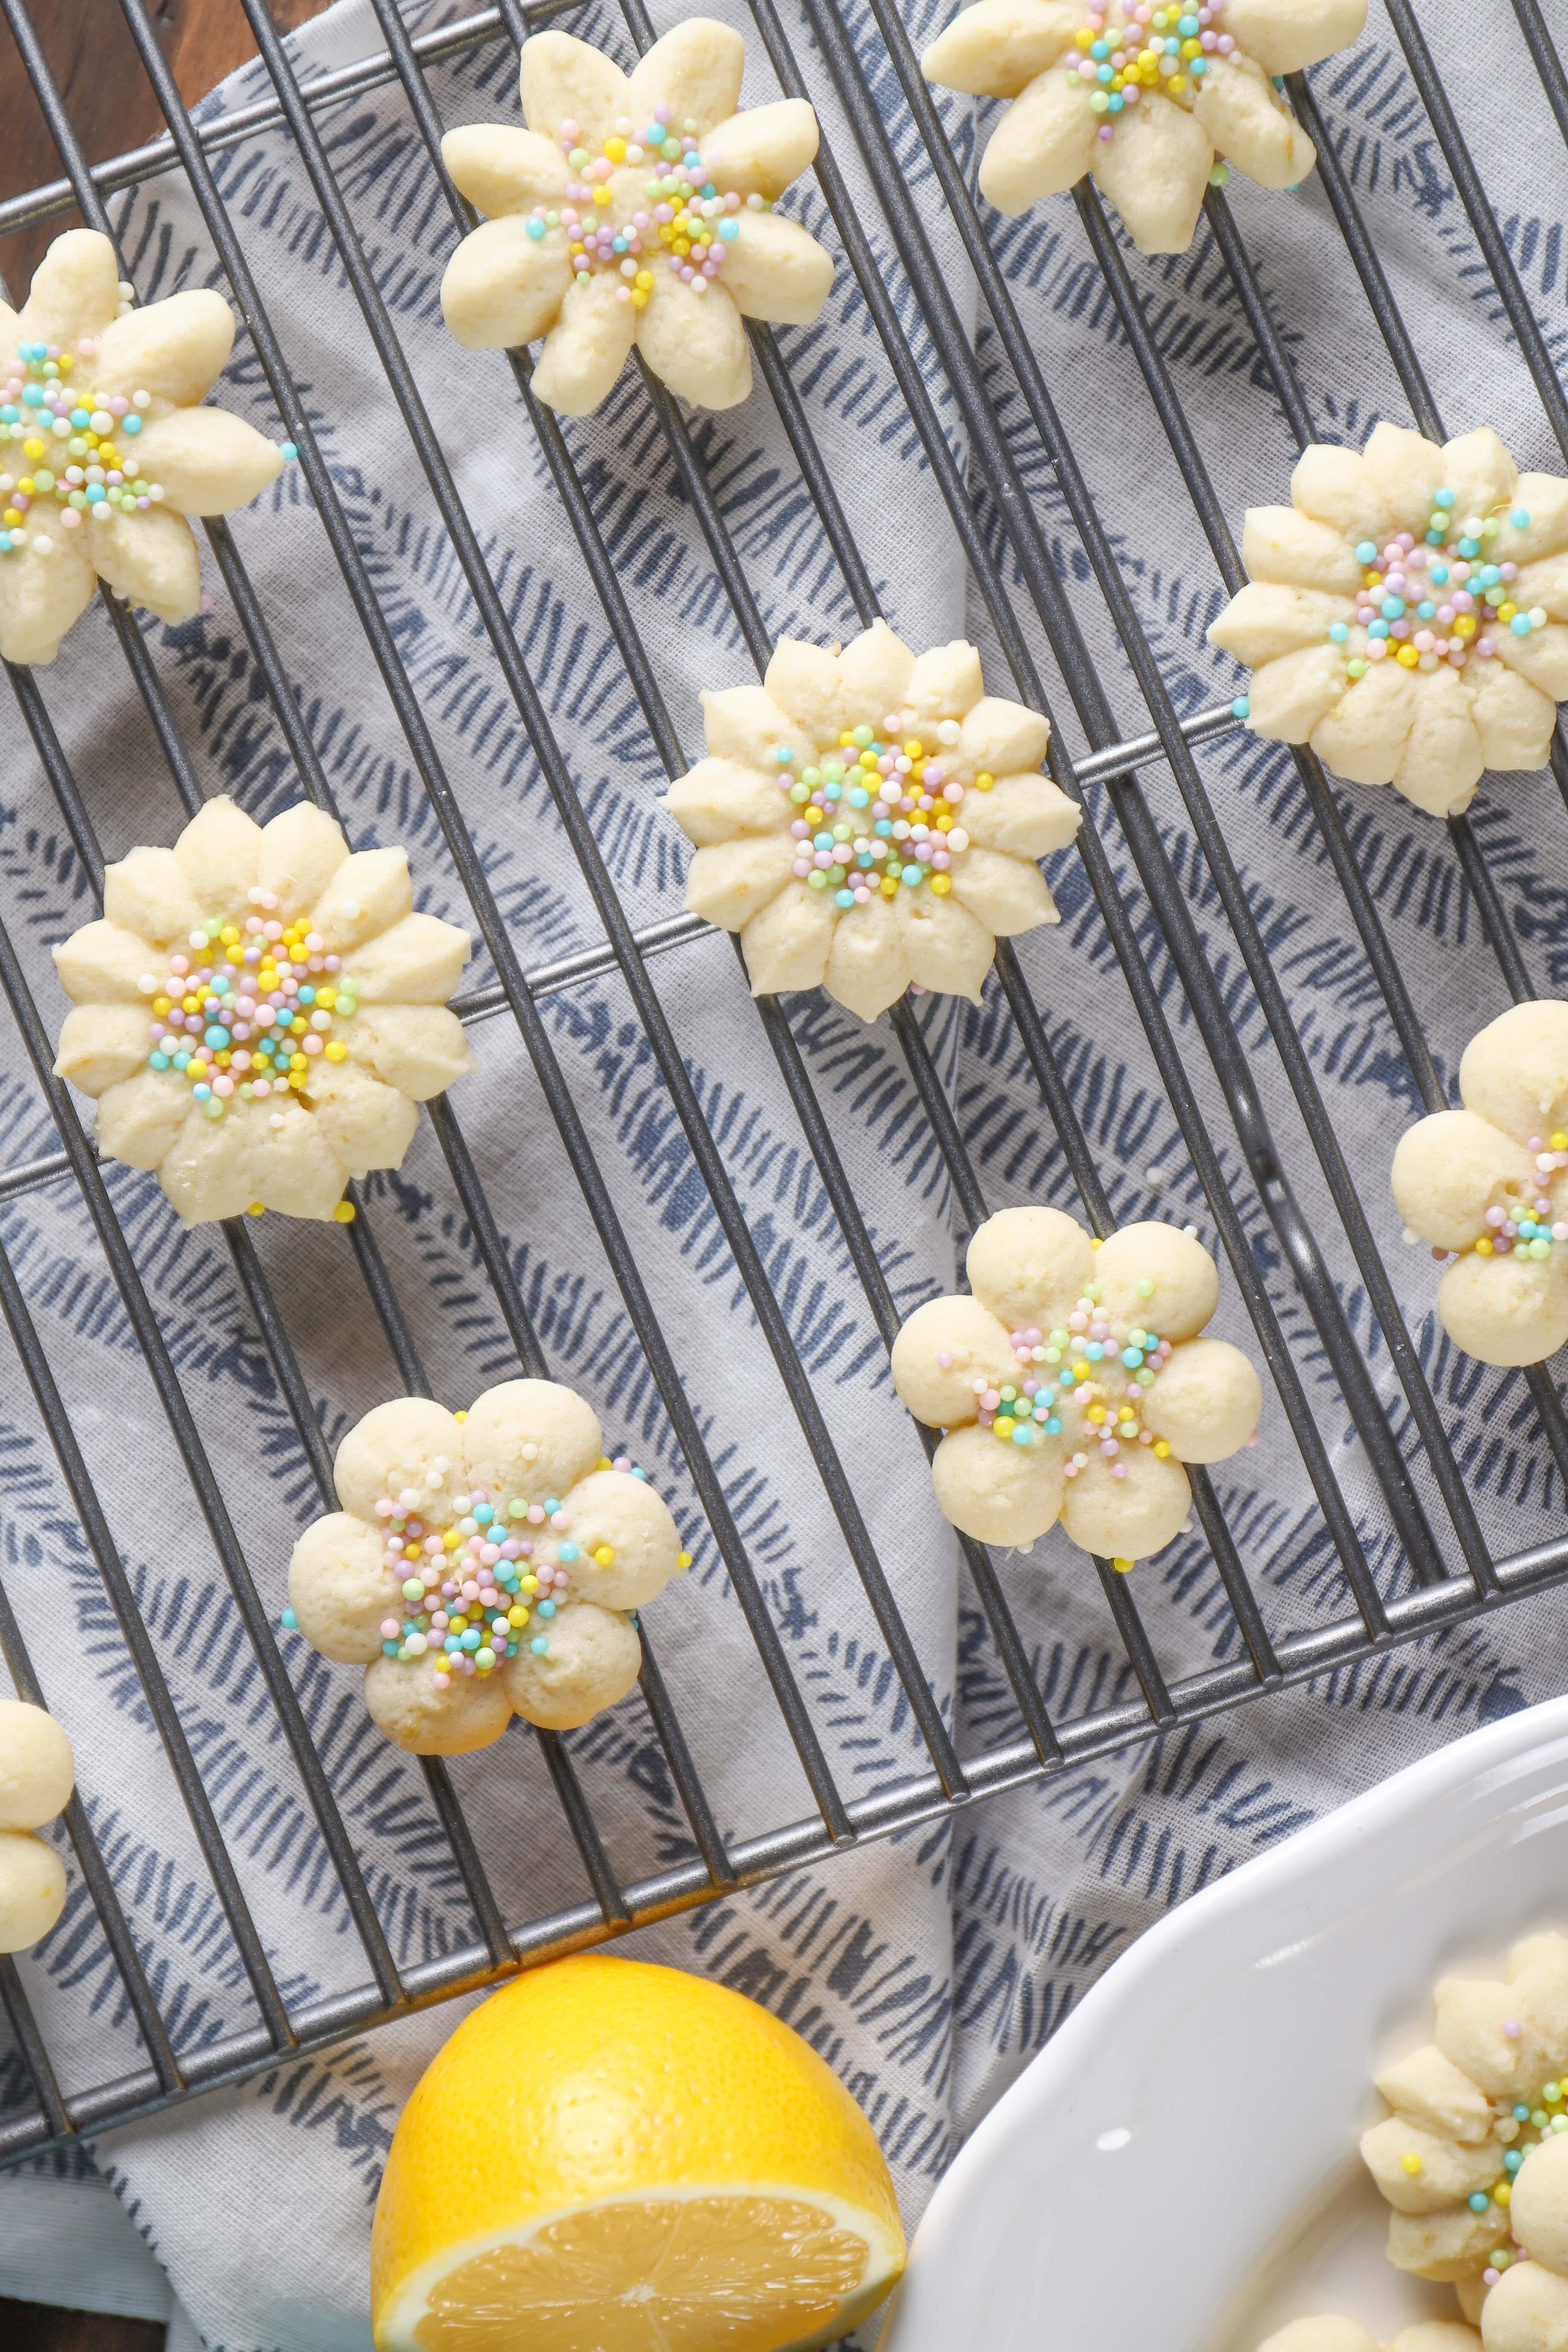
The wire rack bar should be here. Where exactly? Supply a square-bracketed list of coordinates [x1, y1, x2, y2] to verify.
[0, 0, 1565, 2168]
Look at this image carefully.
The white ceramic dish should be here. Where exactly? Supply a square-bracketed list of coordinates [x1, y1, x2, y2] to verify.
[879, 1693, 1568, 2350]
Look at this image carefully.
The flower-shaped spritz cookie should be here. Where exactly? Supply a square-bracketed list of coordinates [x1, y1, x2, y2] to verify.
[1208, 423, 1568, 816]
[0, 1698, 74, 1954]
[890, 1207, 1261, 1563]
[0, 228, 288, 666]
[284, 1381, 688, 1755]
[922, 0, 1364, 255]
[53, 796, 475, 1227]
[664, 619, 1080, 1020]
[439, 20, 831, 416]
[1357, 1929, 1568, 2329]
[1392, 1002, 1568, 1369]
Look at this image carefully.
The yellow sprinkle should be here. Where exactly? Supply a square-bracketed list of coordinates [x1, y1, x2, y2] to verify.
[245, 1200, 265, 1217]
[444, 1529, 461, 1551]
[1476, 1237, 1494, 1255]
[1401, 2153, 1422, 2175]
[454, 1410, 467, 1423]
[593, 185, 612, 207]
[325, 1040, 348, 1062]
[604, 136, 626, 160]
[975, 771, 994, 791]
[332, 1199, 355, 1222]
[1153, 1439, 1171, 1458]
[1396, 644, 1419, 668]
[1112, 1557, 1133, 1574]
[404, 1544, 420, 1561]
[677, 1551, 692, 1568]
[930, 874, 952, 895]
[879, 876, 898, 897]
[596, 1456, 612, 1471]
[593, 1545, 614, 1566]
[1496, 2183, 1511, 2206]
[994, 1415, 1016, 1437]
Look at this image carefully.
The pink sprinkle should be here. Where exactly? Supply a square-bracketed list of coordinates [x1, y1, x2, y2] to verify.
[1504, 2019, 1522, 2039]
[1111, 1462, 1126, 1478]
[380, 1618, 400, 1639]
[936, 1350, 952, 1368]
[980, 1389, 1001, 1412]
[77, 337, 95, 357]
[1484, 2271, 1500, 2287]
[433, 1672, 450, 1690]
[1529, 1135, 1545, 1151]
[528, 1504, 546, 1524]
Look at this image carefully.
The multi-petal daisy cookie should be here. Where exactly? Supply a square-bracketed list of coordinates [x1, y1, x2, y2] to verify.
[1358, 1928, 1568, 2329]
[1392, 1001, 1568, 1369]
[922, 0, 1366, 254]
[52, 796, 474, 1227]
[1209, 423, 1568, 816]
[0, 228, 289, 666]
[890, 1206, 1261, 1565]
[439, 20, 832, 416]
[0, 1699, 74, 1955]
[664, 619, 1080, 1020]
[283, 1382, 688, 1755]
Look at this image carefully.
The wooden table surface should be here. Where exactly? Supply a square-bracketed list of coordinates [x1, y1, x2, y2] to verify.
[0, 3, 335, 2334]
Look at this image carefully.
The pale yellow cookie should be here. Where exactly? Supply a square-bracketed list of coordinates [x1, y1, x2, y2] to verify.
[283, 1381, 687, 1756]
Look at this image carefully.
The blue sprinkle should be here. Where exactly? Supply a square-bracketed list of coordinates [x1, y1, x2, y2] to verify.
[280, 1606, 298, 1629]
[835, 888, 855, 908]
[1044, 1417, 1062, 1435]
[1416, 601, 1435, 620]
[1328, 622, 1349, 643]
[122, 413, 141, 435]
[1010, 1424, 1034, 1446]
[1368, 620, 1390, 640]
[1512, 507, 1531, 528]
[474, 1503, 494, 1525]
[632, 1466, 646, 1480]
[85, 483, 106, 503]
[192, 1083, 211, 1101]
[539, 1599, 557, 1617]
[1513, 612, 1534, 634]
[718, 218, 739, 241]
[149, 1050, 170, 1070]
[531, 1636, 549, 1655]
[280, 441, 298, 461]
[1380, 595, 1405, 620]
[1354, 541, 1377, 562]
[382, 1639, 399, 1656]
[1434, 488, 1455, 508]
[1231, 694, 1250, 720]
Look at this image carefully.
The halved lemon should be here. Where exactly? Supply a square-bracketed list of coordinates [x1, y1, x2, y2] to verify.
[372, 1953, 905, 2352]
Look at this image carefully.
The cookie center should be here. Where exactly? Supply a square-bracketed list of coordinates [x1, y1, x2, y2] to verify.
[525, 106, 770, 310]
[773, 717, 985, 908]
[957, 1279, 1175, 1477]
[0, 336, 160, 558]
[139, 894, 359, 1118]
[365, 1475, 581, 1692]
[1061, 0, 1236, 141]
[1333, 491, 1545, 680]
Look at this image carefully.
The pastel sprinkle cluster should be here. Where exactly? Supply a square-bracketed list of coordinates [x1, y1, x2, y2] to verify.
[525, 104, 772, 308]
[774, 717, 988, 905]
[0, 338, 157, 558]
[1400, 2042, 1568, 2286]
[946, 1270, 1177, 1480]
[1066, 2, 1236, 159]
[1331, 492, 1545, 678]
[1429, 1130, 1568, 1268]
[138, 894, 359, 1203]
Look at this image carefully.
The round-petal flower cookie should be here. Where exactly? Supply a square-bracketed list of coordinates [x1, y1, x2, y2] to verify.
[1208, 422, 1568, 817]
[52, 796, 475, 1227]
[283, 1381, 689, 1755]
[0, 227, 290, 667]
[922, 0, 1365, 254]
[1391, 1001, 1568, 1369]
[438, 20, 832, 416]
[0, 1698, 74, 1954]
[1357, 1928, 1568, 2328]
[663, 618, 1081, 1020]
[890, 1205, 1261, 1565]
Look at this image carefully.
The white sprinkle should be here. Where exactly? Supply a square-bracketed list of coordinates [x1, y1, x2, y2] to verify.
[341, 899, 362, 921]
[1182, 1223, 1199, 1239]
[138, 973, 156, 994]
[1144, 1165, 1165, 1190]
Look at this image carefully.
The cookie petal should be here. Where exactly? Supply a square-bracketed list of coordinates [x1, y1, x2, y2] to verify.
[440, 215, 572, 353]
[720, 212, 833, 328]
[896, 884, 995, 1003]
[923, 0, 1085, 98]
[978, 69, 1096, 211]
[931, 1421, 1064, 1547]
[519, 31, 629, 145]
[1090, 92, 1211, 255]
[17, 229, 120, 349]
[346, 913, 471, 1004]
[440, 124, 571, 219]
[739, 881, 838, 994]
[531, 269, 637, 415]
[822, 887, 908, 1020]
[128, 407, 284, 517]
[636, 275, 751, 410]
[700, 101, 820, 199]
[462, 1377, 603, 1508]
[89, 505, 201, 624]
[0, 534, 98, 667]
[1309, 660, 1419, 786]
[90, 290, 235, 410]
[626, 18, 745, 138]
[1191, 52, 1315, 191]
[256, 802, 349, 922]
[501, 1600, 641, 1730]
[54, 1002, 156, 1097]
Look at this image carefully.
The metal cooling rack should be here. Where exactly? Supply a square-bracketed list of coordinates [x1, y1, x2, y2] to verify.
[0, 0, 1563, 2169]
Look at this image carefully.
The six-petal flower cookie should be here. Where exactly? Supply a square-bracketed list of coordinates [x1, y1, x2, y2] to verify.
[52, 796, 475, 1227]
[1357, 1928, 1568, 2329]
[439, 20, 832, 416]
[0, 228, 287, 666]
[663, 618, 1080, 1020]
[1392, 1001, 1568, 1368]
[1209, 422, 1568, 816]
[922, 0, 1365, 254]
[891, 1207, 1262, 1562]
[285, 1381, 687, 1755]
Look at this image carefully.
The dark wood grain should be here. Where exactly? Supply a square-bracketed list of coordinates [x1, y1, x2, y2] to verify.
[0, 0, 332, 292]
[0, 2298, 166, 2352]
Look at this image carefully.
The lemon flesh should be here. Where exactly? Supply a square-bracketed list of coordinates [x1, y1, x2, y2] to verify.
[396, 2189, 897, 2352]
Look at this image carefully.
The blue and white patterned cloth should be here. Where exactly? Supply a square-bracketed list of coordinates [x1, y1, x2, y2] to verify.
[2, 0, 1566, 2344]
